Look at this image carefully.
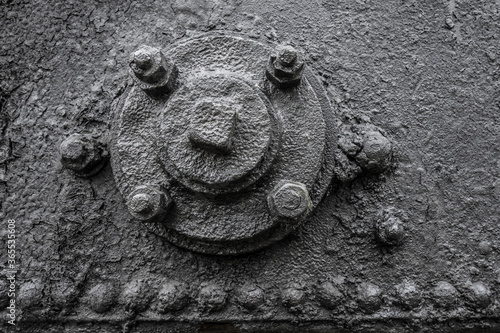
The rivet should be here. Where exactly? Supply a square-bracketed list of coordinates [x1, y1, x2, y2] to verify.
[236, 284, 265, 311]
[433, 281, 458, 309]
[467, 281, 491, 309]
[120, 279, 153, 313]
[478, 240, 492, 255]
[316, 281, 344, 309]
[375, 208, 405, 246]
[51, 281, 77, 309]
[60, 133, 108, 177]
[86, 282, 118, 313]
[18, 280, 44, 310]
[394, 280, 421, 310]
[357, 282, 382, 314]
[155, 281, 190, 313]
[354, 130, 392, 173]
[281, 283, 306, 313]
[197, 283, 227, 313]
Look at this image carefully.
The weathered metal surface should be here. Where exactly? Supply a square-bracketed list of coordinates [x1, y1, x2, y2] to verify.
[111, 34, 337, 255]
[1, 0, 500, 332]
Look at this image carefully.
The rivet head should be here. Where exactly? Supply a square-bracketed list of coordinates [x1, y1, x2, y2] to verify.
[375, 208, 405, 246]
[466, 281, 491, 309]
[236, 284, 265, 311]
[60, 134, 107, 177]
[268, 181, 312, 220]
[120, 279, 153, 313]
[433, 281, 458, 309]
[281, 283, 306, 312]
[316, 281, 344, 309]
[18, 280, 44, 310]
[126, 186, 172, 222]
[86, 283, 117, 313]
[478, 240, 492, 255]
[197, 283, 227, 313]
[51, 281, 78, 309]
[354, 130, 392, 173]
[394, 280, 421, 310]
[357, 282, 382, 314]
[155, 281, 190, 313]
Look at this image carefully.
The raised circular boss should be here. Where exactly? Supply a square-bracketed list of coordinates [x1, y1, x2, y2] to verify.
[111, 34, 337, 255]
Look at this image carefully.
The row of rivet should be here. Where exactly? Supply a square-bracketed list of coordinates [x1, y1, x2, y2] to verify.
[3, 279, 493, 315]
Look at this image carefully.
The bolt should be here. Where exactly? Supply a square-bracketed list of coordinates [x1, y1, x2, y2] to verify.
[60, 134, 108, 177]
[129, 45, 177, 96]
[357, 282, 382, 314]
[277, 45, 297, 67]
[375, 208, 405, 246]
[266, 45, 304, 89]
[126, 186, 172, 222]
[129, 193, 153, 214]
[198, 283, 227, 313]
[268, 181, 312, 220]
[316, 281, 344, 309]
[354, 130, 392, 173]
[86, 283, 117, 314]
[433, 281, 458, 309]
[394, 280, 421, 310]
[131, 50, 153, 71]
[236, 284, 265, 311]
[155, 281, 190, 313]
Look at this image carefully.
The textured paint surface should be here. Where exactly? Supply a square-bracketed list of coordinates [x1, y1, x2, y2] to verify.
[1, 0, 500, 332]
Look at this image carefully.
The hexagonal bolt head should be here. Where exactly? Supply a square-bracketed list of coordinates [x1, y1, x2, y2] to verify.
[126, 186, 172, 222]
[129, 45, 177, 96]
[374, 208, 405, 246]
[60, 134, 108, 177]
[268, 181, 312, 220]
[266, 45, 305, 89]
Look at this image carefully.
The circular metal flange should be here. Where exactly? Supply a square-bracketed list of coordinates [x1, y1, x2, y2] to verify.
[159, 72, 281, 194]
[111, 33, 337, 255]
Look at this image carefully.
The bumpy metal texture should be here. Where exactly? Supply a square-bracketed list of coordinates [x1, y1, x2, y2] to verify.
[111, 33, 336, 255]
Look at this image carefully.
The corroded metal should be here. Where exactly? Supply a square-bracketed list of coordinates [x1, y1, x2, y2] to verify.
[111, 34, 337, 255]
